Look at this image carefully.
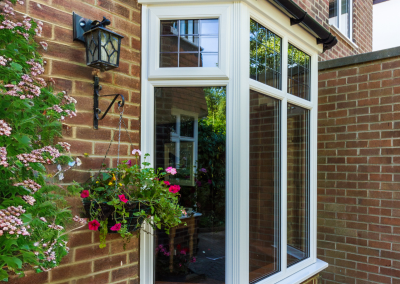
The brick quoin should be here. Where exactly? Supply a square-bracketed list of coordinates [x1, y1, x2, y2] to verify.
[318, 54, 400, 284]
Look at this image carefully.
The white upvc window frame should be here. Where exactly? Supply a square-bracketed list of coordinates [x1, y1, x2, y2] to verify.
[147, 5, 230, 80]
[139, 1, 327, 284]
[167, 108, 199, 187]
[329, 0, 353, 42]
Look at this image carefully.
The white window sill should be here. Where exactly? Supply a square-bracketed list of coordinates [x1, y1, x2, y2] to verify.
[276, 259, 328, 284]
[329, 25, 358, 50]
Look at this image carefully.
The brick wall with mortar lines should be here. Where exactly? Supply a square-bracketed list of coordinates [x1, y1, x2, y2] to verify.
[11, 0, 141, 283]
[294, 0, 373, 61]
[318, 56, 400, 284]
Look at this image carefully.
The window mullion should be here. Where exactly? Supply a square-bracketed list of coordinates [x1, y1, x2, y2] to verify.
[338, 0, 341, 30]
[281, 97, 288, 274]
[282, 37, 288, 95]
[280, 36, 288, 274]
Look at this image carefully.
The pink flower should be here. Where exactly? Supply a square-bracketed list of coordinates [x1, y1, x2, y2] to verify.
[200, 168, 207, 173]
[180, 249, 186, 255]
[119, 194, 128, 203]
[164, 181, 170, 186]
[126, 160, 132, 166]
[132, 149, 141, 156]
[80, 190, 89, 198]
[88, 220, 100, 231]
[110, 223, 121, 231]
[166, 167, 177, 175]
[191, 257, 197, 263]
[169, 185, 181, 193]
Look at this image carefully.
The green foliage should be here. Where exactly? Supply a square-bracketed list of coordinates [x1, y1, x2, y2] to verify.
[250, 19, 282, 78]
[0, 0, 77, 280]
[189, 87, 226, 228]
[202, 87, 226, 134]
[76, 154, 185, 248]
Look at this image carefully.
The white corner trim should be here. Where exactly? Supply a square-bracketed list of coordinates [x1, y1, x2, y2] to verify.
[330, 24, 359, 50]
[275, 259, 328, 284]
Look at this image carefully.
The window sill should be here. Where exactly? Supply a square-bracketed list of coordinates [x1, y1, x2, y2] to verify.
[275, 259, 328, 284]
[329, 25, 358, 50]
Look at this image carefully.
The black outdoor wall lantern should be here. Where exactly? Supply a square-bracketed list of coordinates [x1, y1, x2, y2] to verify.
[73, 12, 123, 71]
[73, 12, 125, 130]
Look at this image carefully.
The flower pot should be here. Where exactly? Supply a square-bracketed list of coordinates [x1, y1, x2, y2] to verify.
[83, 200, 150, 233]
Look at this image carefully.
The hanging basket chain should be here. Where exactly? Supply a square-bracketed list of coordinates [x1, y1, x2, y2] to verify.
[114, 107, 124, 189]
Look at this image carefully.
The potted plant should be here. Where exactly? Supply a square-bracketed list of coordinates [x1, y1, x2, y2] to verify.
[77, 151, 185, 248]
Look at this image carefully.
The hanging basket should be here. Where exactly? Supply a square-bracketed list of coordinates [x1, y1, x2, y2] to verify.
[83, 200, 150, 233]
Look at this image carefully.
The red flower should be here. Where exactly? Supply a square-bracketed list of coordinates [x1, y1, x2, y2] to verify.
[164, 181, 170, 186]
[177, 244, 181, 250]
[80, 190, 89, 198]
[118, 194, 128, 203]
[88, 220, 100, 231]
[110, 223, 121, 231]
[169, 185, 181, 193]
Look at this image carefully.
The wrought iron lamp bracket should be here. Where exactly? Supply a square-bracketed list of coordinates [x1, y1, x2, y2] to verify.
[93, 76, 125, 129]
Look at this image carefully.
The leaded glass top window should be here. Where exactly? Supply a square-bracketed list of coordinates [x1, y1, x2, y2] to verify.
[287, 44, 311, 100]
[160, 19, 219, 68]
[250, 19, 282, 90]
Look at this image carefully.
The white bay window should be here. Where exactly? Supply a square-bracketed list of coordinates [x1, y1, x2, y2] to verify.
[139, 1, 327, 283]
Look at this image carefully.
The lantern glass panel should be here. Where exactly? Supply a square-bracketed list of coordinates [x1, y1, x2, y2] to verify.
[86, 30, 99, 65]
[110, 36, 119, 64]
[100, 31, 110, 63]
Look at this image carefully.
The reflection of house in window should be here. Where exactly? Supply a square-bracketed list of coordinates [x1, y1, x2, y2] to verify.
[160, 19, 219, 68]
[155, 88, 208, 186]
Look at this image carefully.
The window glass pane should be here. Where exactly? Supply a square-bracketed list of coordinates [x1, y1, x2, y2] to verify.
[249, 90, 281, 282]
[179, 53, 199, 67]
[200, 19, 219, 35]
[161, 20, 179, 35]
[180, 19, 199, 35]
[181, 115, 195, 138]
[200, 53, 218, 67]
[287, 44, 311, 100]
[200, 37, 219, 53]
[287, 103, 310, 267]
[161, 36, 179, 53]
[160, 19, 219, 68]
[180, 36, 200, 52]
[340, 0, 351, 38]
[329, 0, 338, 27]
[249, 19, 282, 90]
[154, 87, 226, 284]
[160, 53, 178, 68]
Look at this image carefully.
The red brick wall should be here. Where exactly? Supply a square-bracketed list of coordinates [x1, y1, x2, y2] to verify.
[294, 0, 373, 61]
[318, 56, 400, 283]
[10, 0, 141, 283]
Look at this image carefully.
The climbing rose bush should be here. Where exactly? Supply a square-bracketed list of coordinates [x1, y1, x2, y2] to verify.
[0, 0, 79, 280]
